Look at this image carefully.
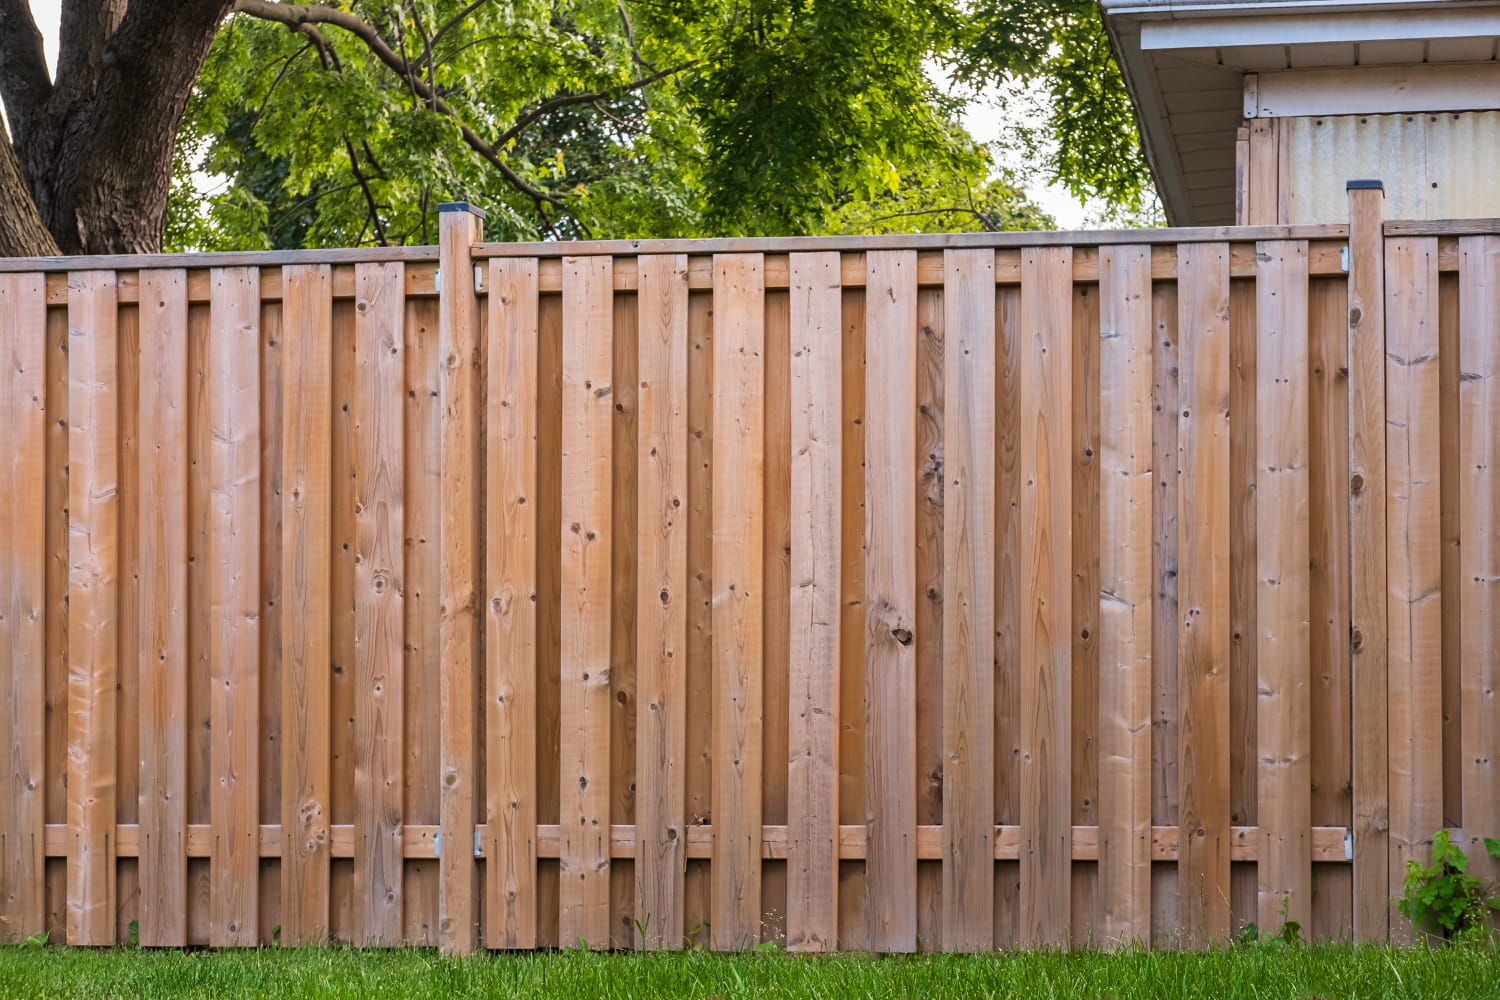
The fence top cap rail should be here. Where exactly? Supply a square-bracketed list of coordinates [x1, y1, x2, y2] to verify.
[1384, 217, 1500, 236]
[0, 244, 440, 273]
[470, 223, 1348, 258]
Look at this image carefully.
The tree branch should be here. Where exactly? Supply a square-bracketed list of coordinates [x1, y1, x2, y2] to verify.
[52, 0, 127, 110]
[0, 0, 52, 136]
[344, 136, 387, 245]
[233, 0, 571, 211]
[495, 61, 690, 147]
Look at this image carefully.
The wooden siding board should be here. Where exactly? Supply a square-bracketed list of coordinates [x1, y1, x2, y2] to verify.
[785, 252, 842, 953]
[207, 267, 261, 946]
[1097, 247, 1154, 947]
[1459, 237, 1500, 896]
[0, 273, 47, 942]
[353, 262, 406, 944]
[1176, 244, 1233, 948]
[1019, 247, 1073, 948]
[710, 253, 766, 951]
[634, 255, 690, 950]
[863, 250, 919, 953]
[558, 256, 615, 949]
[1254, 242, 1314, 933]
[940, 249, 996, 951]
[279, 265, 333, 945]
[1385, 238, 1444, 945]
[486, 258, 541, 949]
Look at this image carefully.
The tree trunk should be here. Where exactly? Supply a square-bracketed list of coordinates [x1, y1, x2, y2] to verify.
[0, 0, 235, 257]
[0, 124, 59, 256]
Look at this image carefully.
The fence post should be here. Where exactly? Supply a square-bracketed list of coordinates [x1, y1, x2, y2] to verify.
[1346, 180, 1389, 943]
[438, 202, 485, 955]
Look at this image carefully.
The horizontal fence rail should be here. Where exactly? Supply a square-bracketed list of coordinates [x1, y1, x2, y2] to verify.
[2, 203, 1498, 951]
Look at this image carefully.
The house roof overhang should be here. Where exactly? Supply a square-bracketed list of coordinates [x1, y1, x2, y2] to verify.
[1100, 0, 1500, 224]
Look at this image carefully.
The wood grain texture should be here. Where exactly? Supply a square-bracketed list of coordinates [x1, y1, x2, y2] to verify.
[862, 250, 919, 953]
[208, 267, 261, 946]
[353, 262, 406, 944]
[1346, 186, 1389, 943]
[634, 255, 690, 950]
[710, 253, 766, 951]
[1254, 242, 1313, 933]
[1176, 244, 1232, 948]
[838, 286, 868, 953]
[1459, 237, 1500, 898]
[1308, 274, 1353, 940]
[786, 252, 842, 953]
[66, 271, 119, 946]
[559, 255, 614, 949]
[136, 270, 190, 946]
[940, 249, 996, 951]
[1384, 238, 1443, 945]
[486, 258, 541, 949]
[1246, 119, 1281, 227]
[279, 265, 333, 946]
[437, 208, 482, 954]
[1019, 247, 1073, 948]
[1097, 246, 1154, 947]
[0, 273, 47, 942]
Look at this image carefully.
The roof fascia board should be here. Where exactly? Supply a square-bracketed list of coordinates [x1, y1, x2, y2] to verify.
[1101, 1, 1495, 18]
[1141, 7, 1500, 48]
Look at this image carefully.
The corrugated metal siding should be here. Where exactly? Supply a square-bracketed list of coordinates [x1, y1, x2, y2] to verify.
[1283, 111, 1500, 222]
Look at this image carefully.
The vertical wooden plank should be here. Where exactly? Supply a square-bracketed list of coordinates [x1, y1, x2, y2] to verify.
[1440, 269, 1462, 837]
[279, 265, 332, 946]
[914, 285, 944, 953]
[0, 273, 47, 942]
[401, 292, 441, 949]
[940, 249, 996, 951]
[1071, 279, 1102, 947]
[486, 258, 540, 949]
[1019, 247, 1073, 948]
[352, 262, 405, 944]
[610, 290, 640, 951]
[786, 252, 842, 953]
[1228, 273, 1258, 939]
[1460, 236, 1500, 898]
[115, 298, 140, 947]
[137, 270, 189, 947]
[1255, 241, 1313, 934]
[1308, 274, 1353, 940]
[185, 298, 212, 946]
[535, 290, 565, 948]
[208, 267, 261, 947]
[837, 283, 868, 952]
[711, 253, 766, 951]
[1246, 119, 1281, 227]
[66, 271, 118, 946]
[258, 295, 284, 949]
[1385, 237, 1443, 945]
[995, 283, 1022, 949]
[862, 250, 918, 953]
[559, 255, 613, 949]
[760, 284, 790, 947]
[1097, 246, 1154, 947]
[634, 255, 690, 950]
[1176, 243, 1232, 948]
[437, 204, 483, 954]
[1347, 183, 1389, 943]
[44, 301, 69, 946]
[683, 288, 713, 948]
[328, 297, 357, 944]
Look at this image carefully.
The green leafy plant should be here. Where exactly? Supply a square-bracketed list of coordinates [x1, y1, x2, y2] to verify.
[1235, 897, 1303, 951]
[1398, 831, 1500, 945]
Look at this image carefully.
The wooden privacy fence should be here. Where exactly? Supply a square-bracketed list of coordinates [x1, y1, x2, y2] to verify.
[2, 194, 1499, 953]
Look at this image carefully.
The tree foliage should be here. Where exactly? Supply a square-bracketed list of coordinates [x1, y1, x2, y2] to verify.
[170, 0, 1151, 249]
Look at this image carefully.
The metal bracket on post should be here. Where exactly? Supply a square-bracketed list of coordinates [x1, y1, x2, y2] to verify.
[1345, 832, 1354, 861]
[433, 832, 442, 859]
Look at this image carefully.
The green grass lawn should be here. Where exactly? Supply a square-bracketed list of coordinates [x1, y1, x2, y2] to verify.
[1, 944, 1497, 999]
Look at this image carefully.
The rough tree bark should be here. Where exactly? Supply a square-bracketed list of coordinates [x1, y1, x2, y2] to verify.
[0, 0, 236, 256]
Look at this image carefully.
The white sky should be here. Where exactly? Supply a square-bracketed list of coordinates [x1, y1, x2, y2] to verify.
[24, 0, 1096, 230]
